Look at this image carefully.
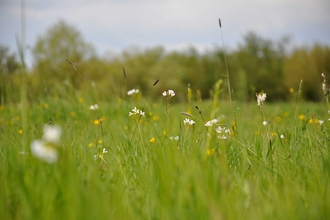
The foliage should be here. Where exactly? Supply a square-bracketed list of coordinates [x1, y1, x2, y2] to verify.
[284, 44, 330, 101]
[0, 46, 21, 104]
[32, 20, 96, 91]
[0, 45, 20, 74]
[1, 83, 330, 219]
[229, 32, 289, 102]
[2, 20, 330, 104]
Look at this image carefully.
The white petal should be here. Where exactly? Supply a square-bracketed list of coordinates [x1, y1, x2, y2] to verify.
[43, 125, 62, 144]
[31, 140, 58, 164]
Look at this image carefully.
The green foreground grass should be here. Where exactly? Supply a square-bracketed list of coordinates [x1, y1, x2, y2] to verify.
[1, 94, 330, 219]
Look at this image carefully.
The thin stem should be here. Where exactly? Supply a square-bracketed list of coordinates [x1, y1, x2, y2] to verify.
[219, 18, 232, 104]
[292, 79, 303, 129]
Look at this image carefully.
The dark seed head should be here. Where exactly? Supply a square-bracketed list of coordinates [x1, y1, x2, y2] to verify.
[122, 67, 126, 80]
[153, 79, 159, 86]
[181, 112, 193, 118]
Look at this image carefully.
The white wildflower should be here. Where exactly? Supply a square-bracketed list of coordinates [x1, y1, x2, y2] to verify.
[127, 89, 139, 96]
[218, 135, 227, 140]
[263, 121, 267, 126]
[43, 125, 62, 145]
[162, 90, 175, 97]
[31, 140, 58, 164]
[102, 148, 108, 154]
[319, 120, 324, 125]
[90, 104, 99, 110]
[129, 107, 145, 117]
[256, 92, 267, 106]
[215, 126, 230, 139]
[205, 119, 218, 127]
[184, 118, 195, 126]
[170, 136, 179, 141]
[280, 134, 285, 139]
[30, 125, 62, 164]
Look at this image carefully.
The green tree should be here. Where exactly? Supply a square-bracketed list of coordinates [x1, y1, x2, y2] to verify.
[230, 32, 289, 101]
[284, 44, 330, 101]
[0, 45, 20, 74]
[0, 45, 21, 104]
[32, 20, 96, 92]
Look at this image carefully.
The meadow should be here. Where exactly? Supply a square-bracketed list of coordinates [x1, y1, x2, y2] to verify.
[1, 75, 329, 220]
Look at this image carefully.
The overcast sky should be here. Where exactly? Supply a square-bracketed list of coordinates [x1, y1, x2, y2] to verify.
[1, 0, 329, 66]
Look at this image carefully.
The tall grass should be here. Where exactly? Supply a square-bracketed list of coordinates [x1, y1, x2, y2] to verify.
[1, 75, 329, 219]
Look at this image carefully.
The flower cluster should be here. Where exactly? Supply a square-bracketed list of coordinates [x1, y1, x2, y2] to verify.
[183, 118, 195, 126]
[129, 107, 145, 117]
[31, 125, 62, 164]
[90, 104, 99, 110]
[94, 148, 108, 162]
[169, 136, 179, 141]
[321, 73, 330, 96]
[127, 89, 139, 96]
[162, 90, 175, 98]
[256, 92, 267, 107]
[215, 126, 230, 139]
[205, 119, 218, 127]
[162, 90, 176, 117]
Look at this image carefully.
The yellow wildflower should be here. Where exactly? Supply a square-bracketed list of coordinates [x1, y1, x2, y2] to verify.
[298, 114, 305, 120]
[206, 149, 215, 156]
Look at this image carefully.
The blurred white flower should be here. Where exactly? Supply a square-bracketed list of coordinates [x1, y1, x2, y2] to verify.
[162, 90, 175, 97]
[43, 125, 62, 145]
[31, 140, 58, 164]
[183, 118, 195, 126]
[129, 107, 145, 117]
[215, 126, 230, 134]
[218, 135, 227, 140]
[215, 126, 230, 139]
[127, 89, 139, 96]
[205, 119, 218, 127]
[280, 134, 285, 139]
[90, 104, 99, 110]
[256, 92, 267, 106]
[170, 136, 179, 141]
[321, 73, 330, 96]
[30, 125, 62, 164]
[263, 121, 267, 126]
[319, 120, 324, 125]
[102, 148, 108, 154]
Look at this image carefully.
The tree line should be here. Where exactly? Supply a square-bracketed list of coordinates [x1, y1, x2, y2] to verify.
[1, 20, 330, 104]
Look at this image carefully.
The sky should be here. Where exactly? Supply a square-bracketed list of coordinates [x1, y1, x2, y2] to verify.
[1, 0, 330, 67]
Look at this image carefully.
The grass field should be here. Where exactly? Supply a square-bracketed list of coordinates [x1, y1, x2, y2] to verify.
[1, 80, 330, 219]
